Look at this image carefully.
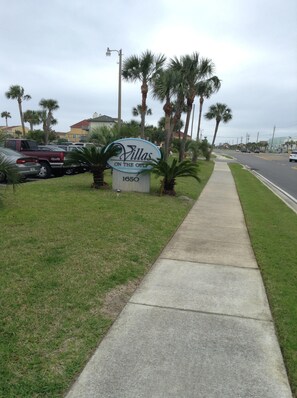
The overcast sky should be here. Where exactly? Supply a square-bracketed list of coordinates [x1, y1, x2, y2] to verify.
[1, 0, 296, 144]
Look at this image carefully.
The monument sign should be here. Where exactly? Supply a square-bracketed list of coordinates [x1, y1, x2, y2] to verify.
[107, 138, 161, 193]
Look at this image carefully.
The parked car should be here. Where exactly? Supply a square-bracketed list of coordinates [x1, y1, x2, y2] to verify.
[38, 145, 67, 152]
[38, 145, 86, 174]
[0, 147, 41, 183]
[4, 139, 66, 178]
[289, 150, 297, 162]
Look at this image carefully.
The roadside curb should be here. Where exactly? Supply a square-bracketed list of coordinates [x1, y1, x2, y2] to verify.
[247, 168, 297, 215]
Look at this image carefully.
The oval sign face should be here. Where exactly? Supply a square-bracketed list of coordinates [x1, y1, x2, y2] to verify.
[107, 138, 161, 174]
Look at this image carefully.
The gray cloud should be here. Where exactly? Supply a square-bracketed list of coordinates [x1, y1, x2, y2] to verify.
[1, 0, 296, 143]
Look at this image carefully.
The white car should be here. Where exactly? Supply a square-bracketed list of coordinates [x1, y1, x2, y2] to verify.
[289, 151, 297, 162]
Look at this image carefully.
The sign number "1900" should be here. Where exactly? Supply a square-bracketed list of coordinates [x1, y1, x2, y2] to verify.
[122, 176, 140, 182]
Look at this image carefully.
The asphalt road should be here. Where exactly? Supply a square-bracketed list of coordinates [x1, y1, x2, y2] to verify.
[216, 150, 297, 200]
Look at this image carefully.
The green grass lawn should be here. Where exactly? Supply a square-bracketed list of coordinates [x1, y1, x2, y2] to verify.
[230, 163, 297, 396]
[0, 160, 213, 398]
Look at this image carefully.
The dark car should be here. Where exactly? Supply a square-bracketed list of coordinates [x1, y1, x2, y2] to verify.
[0, 147, 41, 182]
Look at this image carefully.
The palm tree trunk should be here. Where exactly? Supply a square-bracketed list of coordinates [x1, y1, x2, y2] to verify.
[196, 97, 204, 142]
[164, 115, 171, 161]
[18, 100, 25, 136]
[180, 101, 192, 161]
[163, 177, 176, 195]
[91, 167, 104, 189]
[211, 121, 220, 149]
[163, 100, 172, 161]
[140, 82, 148, 139]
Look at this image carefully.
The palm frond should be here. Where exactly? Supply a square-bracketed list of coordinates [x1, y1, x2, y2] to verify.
[0, 154, 21, 186]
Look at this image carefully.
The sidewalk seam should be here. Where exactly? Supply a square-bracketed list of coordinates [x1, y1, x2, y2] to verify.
[159, 256, 258, 270]
[128, 301, 273, 323]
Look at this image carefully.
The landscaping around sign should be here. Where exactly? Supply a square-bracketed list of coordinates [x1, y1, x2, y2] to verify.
[107, 138, 161, 192]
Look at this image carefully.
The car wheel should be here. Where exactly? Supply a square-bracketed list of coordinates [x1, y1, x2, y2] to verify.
[38, 162, 52, 179]
[0, 171, 7, 183]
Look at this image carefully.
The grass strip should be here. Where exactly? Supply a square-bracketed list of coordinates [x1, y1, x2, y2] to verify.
[0, 160, 213, 397]
[229, 163, 297, 396]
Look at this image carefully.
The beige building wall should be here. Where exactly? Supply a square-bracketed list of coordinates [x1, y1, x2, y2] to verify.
[66, 127, 88, 143]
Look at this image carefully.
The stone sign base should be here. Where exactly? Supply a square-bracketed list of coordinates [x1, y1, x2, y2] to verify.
[112, 170, 150, 193]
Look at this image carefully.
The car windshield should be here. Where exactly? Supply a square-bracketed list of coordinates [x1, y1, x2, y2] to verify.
[0, 147, 21, 157]
[39, 145, 66, 152]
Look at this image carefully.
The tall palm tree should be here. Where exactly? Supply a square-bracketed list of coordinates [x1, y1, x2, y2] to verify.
[122, 50, 166, 138]
[1, 111, 11, 127]
[170, 53, 215, 160]
[196, 76, 221, 141]
[65, 144, 120, 189]
[39, 99, 59, 144]
[23, 110, 41, 131]
[204, 103, 232, 149]
[5, 85, 31, 136]
[132, 104, 152, 117]
[152, 68, 179, 159]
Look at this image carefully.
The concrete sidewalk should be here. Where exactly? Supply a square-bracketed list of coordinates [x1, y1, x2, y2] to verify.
[66, 161, 292, 398]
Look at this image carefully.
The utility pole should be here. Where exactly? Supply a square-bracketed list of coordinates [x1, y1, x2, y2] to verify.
[106, 47, 122, 132]
[256, 132, 259, 143]
[271, 125, 276, 151]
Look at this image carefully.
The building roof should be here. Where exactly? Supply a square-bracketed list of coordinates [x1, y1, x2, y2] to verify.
[70, 119, 90, 128]
[90, 115, 117, 123]
[70, 115, 117, 129]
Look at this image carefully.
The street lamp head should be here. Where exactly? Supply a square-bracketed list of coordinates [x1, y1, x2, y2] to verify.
[106, 47, 111, 56]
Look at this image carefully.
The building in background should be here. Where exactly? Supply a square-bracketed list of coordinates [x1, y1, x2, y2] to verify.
[268, 135, 297, 152]
[0, 125, 29, 136]
[67, 119, 90, 142]
[66, 115, 117, 142]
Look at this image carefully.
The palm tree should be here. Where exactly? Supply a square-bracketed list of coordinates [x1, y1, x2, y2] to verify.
[0, 154, 20, 186]
[152, 68, 179, 159]
[65, 144, 120, 189]
[5, 85, 31, 136]
[89, 126, 119, 146]
[1, 111, 11, 127]
[204, 103, 232, 149]
[132, 104, 152, 117]
[122, 50, 166, 138]
[170, 53, 215, 160]
[196, 76, 221, 141]
[39, 99, 59, 144]
[144, 157, 200, 196]
[23, 110, 41, 131]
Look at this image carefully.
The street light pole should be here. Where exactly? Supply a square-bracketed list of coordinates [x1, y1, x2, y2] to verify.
[106, 47, 122, 131]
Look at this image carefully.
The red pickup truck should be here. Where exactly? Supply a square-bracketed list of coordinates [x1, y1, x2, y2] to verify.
[4, 139, 67, 178]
